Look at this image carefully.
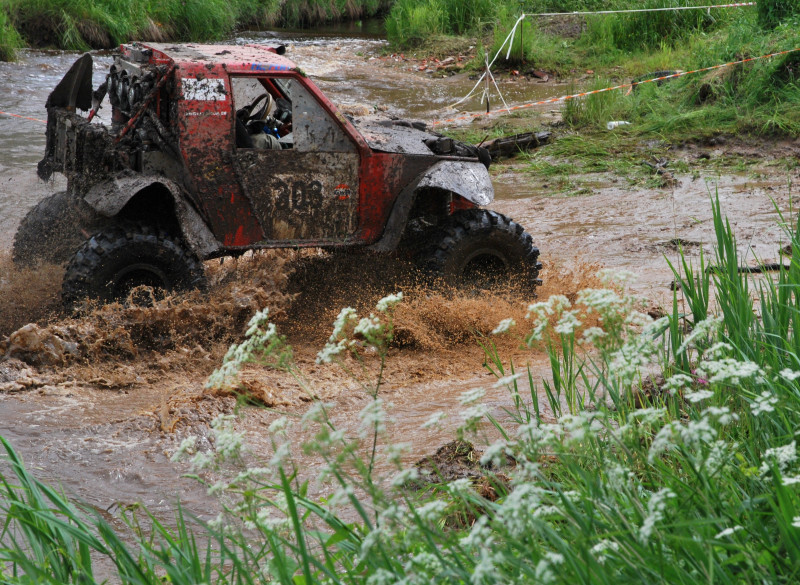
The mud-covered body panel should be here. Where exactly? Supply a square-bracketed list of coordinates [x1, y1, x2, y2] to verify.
[37, 42, 496, 259]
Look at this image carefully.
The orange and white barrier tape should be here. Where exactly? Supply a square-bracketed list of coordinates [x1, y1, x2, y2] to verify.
[535, 3, 755, 17]
[0, 109, 46, 124]
[434, 46, 800, 126]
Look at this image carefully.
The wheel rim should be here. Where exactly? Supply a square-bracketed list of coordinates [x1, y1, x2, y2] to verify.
[111, 263, 170, 300]
[461, 248, 509, 287]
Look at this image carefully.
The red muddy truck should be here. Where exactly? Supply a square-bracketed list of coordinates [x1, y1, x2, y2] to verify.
[14, 42, 541, 307]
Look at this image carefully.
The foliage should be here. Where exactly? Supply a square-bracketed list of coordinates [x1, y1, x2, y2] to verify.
[386, 0, 498, 46]
[0, 0, 391, 55]
[758, 0, 800, 29]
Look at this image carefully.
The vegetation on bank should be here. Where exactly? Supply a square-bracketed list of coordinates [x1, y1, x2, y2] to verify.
[3, 196, 800, 582]
[0, 0, 392, 59]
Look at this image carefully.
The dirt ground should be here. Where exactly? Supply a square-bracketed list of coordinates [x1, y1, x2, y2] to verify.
[1, 39, 799, 516]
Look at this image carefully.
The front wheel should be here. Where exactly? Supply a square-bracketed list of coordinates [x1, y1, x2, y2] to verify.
[61, 223, 207, 310]
[414, 209, 542, 290]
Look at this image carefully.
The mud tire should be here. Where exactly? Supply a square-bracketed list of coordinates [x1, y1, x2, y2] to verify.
[12, 190, 105, 267]
[415, 209, 541, 290]
[61, 223, 206, 310]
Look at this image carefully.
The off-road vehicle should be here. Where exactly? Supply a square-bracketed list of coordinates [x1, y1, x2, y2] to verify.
[14, 42, 541, 307]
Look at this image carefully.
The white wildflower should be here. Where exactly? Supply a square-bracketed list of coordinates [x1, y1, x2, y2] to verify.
[779, 368, 800, 382]
[461, 404, 488, 424]
[782, 476, 800, 485]
[358, 528, 384, 562]
[702, 406, 738, 426]
[268, 416, 290, 435]
[715, 526, 743, 539]
[354, 314, 384, 343]
[598, 268, 637, 286]
[590, 539, 620, 565]
[696, 358, 764, 386]
[358, 398, 388, 438]
[533, 505, 563, 519]
[676, 316, 723, 356]
[376, 292, 403, 312]
[685, 389, 715, 403]
[447, 477, 475, 496]
[211, 415, 244, 459]
[751, 391, 779, 416]
[459, 386, 486, 405]
[421, 411, 447, 429]
[665, 373, 693, 395]
[534, 551, 565, 584]
[492, 318, 516, 335]
[171, 436, 197, 461]
[190, 450, 214, 471]
[391, 467, 419, 487]
[460, 515, 493, 550]
[760, 441, 797, 476]
[792, 516, 800, 528]
[301, 401, 332, 426]
[316, 339, 350, 364]
[471, 548, 496, 585]
[386, 442, 411, 465]
[480, 441, 509, 467]
[630, 407, 666, 425]
[366, 569, 396, 585]
[245, 307, 271, 336]
[704, 439, 735, 474]
[702, 341, 733, 360]
[497, 484, 544, 538]
[639, 488, 676, 545]
[494, 373, 523, 388]
[606, 463, 634, 491]
[269, 442, 291, 467]
[555, 310, 582, 335]
[561, 412, 602, 444]
[580, 326, 607, 344]
[415, 500, 447, 523]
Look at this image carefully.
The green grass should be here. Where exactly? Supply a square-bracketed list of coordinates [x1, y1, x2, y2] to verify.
[0, 0, 391, 57]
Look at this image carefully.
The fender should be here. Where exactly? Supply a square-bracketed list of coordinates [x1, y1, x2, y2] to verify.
[369, 160, 494, 253]
[83, 175, 221, 259]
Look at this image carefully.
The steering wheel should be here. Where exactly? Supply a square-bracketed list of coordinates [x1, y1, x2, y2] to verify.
[236, 93, 274, 124]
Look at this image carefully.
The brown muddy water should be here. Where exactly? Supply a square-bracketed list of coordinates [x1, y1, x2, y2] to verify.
[1, 29, 800, 527]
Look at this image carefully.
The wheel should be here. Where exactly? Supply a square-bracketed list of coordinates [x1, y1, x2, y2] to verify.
[12, 190, 105, 266]
[414, 209, 542, 290]
[61, 223, 207, 310]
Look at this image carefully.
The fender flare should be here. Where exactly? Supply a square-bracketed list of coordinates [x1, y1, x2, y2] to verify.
[369, 160, 494, 253]
[83, 175, 221, 259]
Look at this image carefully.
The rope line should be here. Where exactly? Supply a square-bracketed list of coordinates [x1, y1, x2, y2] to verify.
[450, 2, 756, 110]
[532, 2, 756, 17]
[433, 46, 800, 126]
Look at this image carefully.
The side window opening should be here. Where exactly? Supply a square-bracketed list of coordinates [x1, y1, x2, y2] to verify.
[231, 77, 292, 150]
[231, 76, 354, 153]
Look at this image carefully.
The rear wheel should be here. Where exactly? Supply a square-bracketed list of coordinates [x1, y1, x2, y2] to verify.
[61, 223, 207, 310]
[414, 209, 541, 290]
[13, 190, 105, 266]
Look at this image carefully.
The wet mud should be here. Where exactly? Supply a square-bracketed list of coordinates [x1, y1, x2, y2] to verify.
[1, 33, 799, 523]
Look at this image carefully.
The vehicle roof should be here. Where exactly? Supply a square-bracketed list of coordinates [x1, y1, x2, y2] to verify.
[140, 42, 298, 73]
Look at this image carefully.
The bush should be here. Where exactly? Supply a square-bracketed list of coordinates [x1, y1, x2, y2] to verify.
[758, 0, 800, 29]
[386, 0, 499, 46]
